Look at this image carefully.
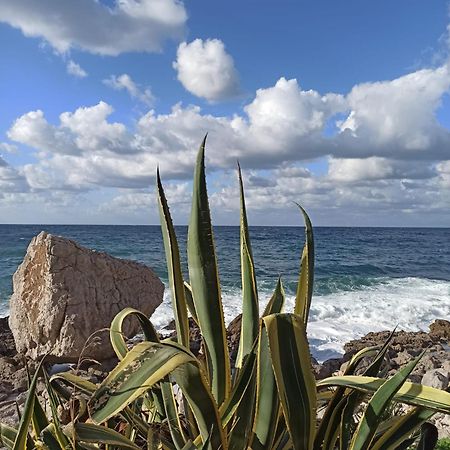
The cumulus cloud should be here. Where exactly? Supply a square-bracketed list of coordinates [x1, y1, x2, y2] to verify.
[4, 61, 450, 224]
[103, 74, 154, 106]
[0, 0, 187, 55]
[174, 39, 240, 101]
[328, 157, 436, 183]
[336, 65, 450, 158]
[0, 157, 29, 193]
[66, 60, 87, 78]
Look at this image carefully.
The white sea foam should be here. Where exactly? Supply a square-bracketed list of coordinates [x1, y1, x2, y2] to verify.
[152, 276, 450, 361]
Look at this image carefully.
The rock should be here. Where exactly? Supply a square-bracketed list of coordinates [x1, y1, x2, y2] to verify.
[430, 319, 450, 341]
[422, 369, 450, 390]
[315, 358, 342, 379]
[9, 232, 164, 362]
[0, 317, 16, 357]
[227, 314, 242, 365]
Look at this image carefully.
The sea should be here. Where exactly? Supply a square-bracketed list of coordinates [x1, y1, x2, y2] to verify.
[0, 225, 449, 361]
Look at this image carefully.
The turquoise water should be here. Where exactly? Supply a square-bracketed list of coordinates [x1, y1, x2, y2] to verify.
[1, 225, 449, 360]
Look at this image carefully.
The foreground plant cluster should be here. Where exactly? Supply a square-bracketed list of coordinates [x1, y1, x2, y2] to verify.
[2, 138, 450, 450]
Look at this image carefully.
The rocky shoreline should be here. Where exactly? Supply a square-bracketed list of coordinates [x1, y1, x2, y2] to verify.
[1, 315, 450, 436]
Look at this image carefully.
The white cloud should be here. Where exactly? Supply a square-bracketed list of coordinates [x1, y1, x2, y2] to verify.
[66, 60, 87, 78]
[4, 61, 450, 225]
[0, 157, 29, 193]
[103, 74, 154, 106]
[328, 157, 436, 183]
[174, 39, 240, 101]
[337, 65, 450, 158]
[0, 0, 187, 56]
[0, 142, 18, 154]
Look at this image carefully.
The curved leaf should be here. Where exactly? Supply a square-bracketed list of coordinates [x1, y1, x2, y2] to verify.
[235, 163, 259, 370]
[264, 313, 316, 450]
[187, 136, 230, 405]
[88, 342, 194, 423]
[317, 375, 450, 413]
[157, 169, 189, 348]
[293, 204, 314, 326]
[110, 307, 159, 360]
[72, 423, 140, 449]
[349, 354, 422, 450]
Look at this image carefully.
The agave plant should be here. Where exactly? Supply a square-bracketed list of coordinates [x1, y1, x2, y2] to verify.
[3, 137, 450, 450]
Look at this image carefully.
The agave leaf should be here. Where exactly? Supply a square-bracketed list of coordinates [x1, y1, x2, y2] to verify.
[219, 345, 257, 427]
[183, 282, 198, 324]
[157, 169, 190, 348]
[70, 423, 140, 449]
[110, 307, 159, 360]
[12, 358, 45, 450]
[50, 372, 97, 396]
[42, 370, 72, 450]
[251, 315, 282, 450]
[171, 361, 226, 450]
[88, 342, 194, 424]
[416, 423, 438, 450]
[0, 424, 33, 450]
[350, 355, 422, 450]
[316, 345, 381, 449]
[252, 281, 286, 450]
[40, 424, 63, 450]
[264, 313, 316, 450]
[316, 331, 401, 450]
[341, 331, 400, 450]
[24, 363, 48, 440]
[235, 163, 259, 370]
[227, 367, 257, 450]
[161, 381, 187, 450]
[318, 375, 450, 414]
[370, 407, 436, 450]
[293, 204, 314, 326]
[187, 136, 230, 405]
[262, 277, 285, 317]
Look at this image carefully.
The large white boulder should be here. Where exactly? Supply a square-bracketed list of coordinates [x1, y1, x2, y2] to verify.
[9, 232, 164, 362]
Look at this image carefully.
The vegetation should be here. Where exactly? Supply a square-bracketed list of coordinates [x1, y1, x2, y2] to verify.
[436, 439, 450, 450]
[2, 136, 450, 450]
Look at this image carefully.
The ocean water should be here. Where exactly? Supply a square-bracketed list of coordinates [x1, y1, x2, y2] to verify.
[1, 225, 449, 361]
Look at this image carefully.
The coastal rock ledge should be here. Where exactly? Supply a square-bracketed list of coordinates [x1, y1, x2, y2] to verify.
[8, 232, 164, 362]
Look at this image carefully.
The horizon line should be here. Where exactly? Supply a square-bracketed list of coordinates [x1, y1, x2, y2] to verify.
[1, 223, 450, 229]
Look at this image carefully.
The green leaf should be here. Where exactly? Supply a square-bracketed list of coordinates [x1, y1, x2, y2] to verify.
[371, 407, 436, 450]
[88, 341, 194, 424]
[50, 371, 97, 396]
[263, 277, 285, 317]
[235, 163, 259, 370]
[171, 360, 226, 450]
[40, 424, 63, 450]
[293, 204, 314, 326]
[187, 136, 230, 405]
[0, 424, 33, 450]
[110, 307, 159, 360]
[184, 282, 198, 324]
[12, 358, 44, 450]
[157, 168, 190, 348]
[42, 369, 71, 450]
[264, 313, 316, 450]
[252, 279, 287, 450]
[72, 423, 140, 449]
[161, 381, 187, 450]
[317, 375, 450, 414]
[251, 316, 281, 450]
[219, 346, 257, 427]
[416, 423, 438, 450]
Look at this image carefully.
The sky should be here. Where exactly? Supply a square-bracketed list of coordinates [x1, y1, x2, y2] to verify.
[0, 0, 449, 226]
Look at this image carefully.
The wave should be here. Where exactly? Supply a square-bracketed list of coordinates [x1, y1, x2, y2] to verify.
[152, 276, 450, 362]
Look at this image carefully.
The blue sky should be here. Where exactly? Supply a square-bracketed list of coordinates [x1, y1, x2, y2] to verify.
[0, 0, 449, 226]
